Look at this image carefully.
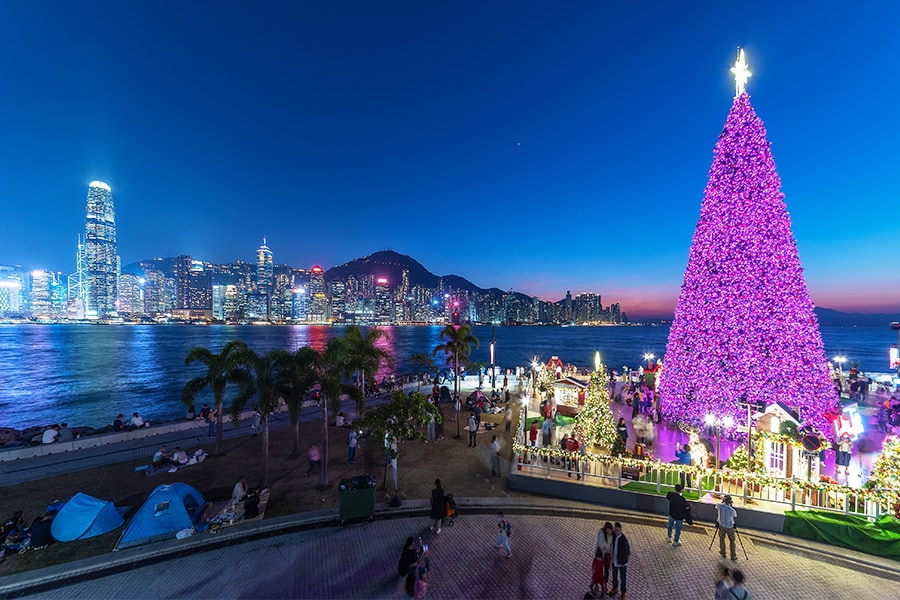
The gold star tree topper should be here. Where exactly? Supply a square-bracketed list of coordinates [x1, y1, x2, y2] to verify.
[730, 47, 752, 96]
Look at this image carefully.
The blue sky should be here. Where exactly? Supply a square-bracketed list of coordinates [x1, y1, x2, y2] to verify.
[1, 1, 898, 318]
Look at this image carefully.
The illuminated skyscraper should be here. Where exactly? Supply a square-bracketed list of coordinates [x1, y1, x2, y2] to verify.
[82, 181, 119, 318]
[256, 238, 273, 290]
[308, 266, 327, 323]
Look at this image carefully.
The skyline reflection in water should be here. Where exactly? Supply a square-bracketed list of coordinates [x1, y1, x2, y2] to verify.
[0, 324, 894, 431]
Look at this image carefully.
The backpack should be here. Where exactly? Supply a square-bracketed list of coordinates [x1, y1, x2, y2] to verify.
[502, 519, 512, 537]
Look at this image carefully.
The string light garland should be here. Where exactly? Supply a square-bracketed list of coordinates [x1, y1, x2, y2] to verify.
[658, 60, 837, 437]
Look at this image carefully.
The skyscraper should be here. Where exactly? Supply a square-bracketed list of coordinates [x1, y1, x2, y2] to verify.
[308, 266, 327, 323]
[256, 238, 273, 290]
[82, 181, 119, 318]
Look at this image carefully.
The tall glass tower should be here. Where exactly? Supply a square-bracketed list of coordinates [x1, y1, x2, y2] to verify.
[256, 238, 273, 290]
[83, 181, 119, 318]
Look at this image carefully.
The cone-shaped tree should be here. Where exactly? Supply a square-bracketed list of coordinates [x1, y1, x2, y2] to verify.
[572, 367, 618, 452]
[659, 57, 836, 436]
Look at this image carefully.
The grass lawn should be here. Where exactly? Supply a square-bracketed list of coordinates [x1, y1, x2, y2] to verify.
[1, 404, 535, 576]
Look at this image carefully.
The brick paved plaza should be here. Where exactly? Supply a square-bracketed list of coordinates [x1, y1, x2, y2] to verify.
[27, 510, 898, 600]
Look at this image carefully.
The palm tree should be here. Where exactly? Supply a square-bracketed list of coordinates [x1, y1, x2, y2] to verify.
[343, 326, 393, 415]
[230, 347, 292, 488]
[317, 336, 363, 489]
[433, 324, 479, 438]
[282, 346, 321, 457]
[182, 340, 249, 456]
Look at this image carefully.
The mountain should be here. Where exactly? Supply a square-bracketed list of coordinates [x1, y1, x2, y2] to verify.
[324, 250, 488, 293]
[814, 307, 900, 327]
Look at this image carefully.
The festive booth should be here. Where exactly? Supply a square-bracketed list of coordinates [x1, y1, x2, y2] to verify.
[546, 356, 566, 378]
[552, 377, 588, 417]
[755, 402, 822, 482]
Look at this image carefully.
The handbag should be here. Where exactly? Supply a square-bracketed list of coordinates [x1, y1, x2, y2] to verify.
[685, 503, 694, 525]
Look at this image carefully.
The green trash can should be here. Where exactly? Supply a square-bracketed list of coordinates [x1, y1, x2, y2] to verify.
[338, 483, 376, 524]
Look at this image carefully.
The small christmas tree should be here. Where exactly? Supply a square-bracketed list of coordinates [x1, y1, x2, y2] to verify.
[573, 368, 618, 452]
[868, 435, 900, 491]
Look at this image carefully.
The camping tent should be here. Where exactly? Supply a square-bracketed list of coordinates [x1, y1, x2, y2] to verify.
[115, 483, 206, 550]
[50, 492, 125, 542]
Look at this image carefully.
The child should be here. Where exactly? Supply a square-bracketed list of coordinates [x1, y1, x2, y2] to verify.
[590, 546, 607, 597]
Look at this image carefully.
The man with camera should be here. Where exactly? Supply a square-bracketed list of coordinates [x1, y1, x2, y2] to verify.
[716, 494, 738, 560]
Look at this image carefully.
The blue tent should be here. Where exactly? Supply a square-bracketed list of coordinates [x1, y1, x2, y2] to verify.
[50, 492, 125, 542]
[115, 483, 206, 550]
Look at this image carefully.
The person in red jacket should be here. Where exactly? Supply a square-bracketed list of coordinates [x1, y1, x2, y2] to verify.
[527, 421, 539, 464]
[566, 434, 581, 480]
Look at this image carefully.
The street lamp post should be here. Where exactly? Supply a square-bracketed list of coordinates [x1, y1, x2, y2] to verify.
[643, 353, 655, 369]
[490, 326, 496, 391]
[833, 355, 847, 396]
[704, 413, 735, 471]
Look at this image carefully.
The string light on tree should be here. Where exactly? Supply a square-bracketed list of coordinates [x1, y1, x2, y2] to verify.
[659, 49, 837, 437]
[572, 366, 618, 451]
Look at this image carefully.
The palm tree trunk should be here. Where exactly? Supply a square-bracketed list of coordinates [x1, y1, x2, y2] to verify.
[319, 403, 329, 488]
[261, 416, 270, 488]
[292, 420, 301, 457]
[455, 356, 461, 439]
[214, 398, 225, 456]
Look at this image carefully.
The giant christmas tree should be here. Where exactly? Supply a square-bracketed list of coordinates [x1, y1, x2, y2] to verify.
[659, 50, 836, 436]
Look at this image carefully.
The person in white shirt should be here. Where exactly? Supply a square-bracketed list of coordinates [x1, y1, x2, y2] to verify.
[231, 476, 248, 506]
[42, 425, 60, 444]
[716, 495, 738, 560]
[131, 412, 145, 429]
[490, 435, 502, 477]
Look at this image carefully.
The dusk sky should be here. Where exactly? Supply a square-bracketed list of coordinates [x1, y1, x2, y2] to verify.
[1, 1, 898, 318]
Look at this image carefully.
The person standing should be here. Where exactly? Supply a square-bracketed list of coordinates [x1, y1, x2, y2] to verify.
[347, 429, 359, 465]
[716, 495, 738, 561]
[207, 409, 217, 438]
[726, 570, 752, 599]
[494, 512, 512, 558]
[467, 413, 478, 447]
[490, 435, 502, 477]
[675, 443, 693, 488]
[590, 547, 607, 598]
[429, 479, 445, 533]
[596, 521, 614, 591]
[251, 406, 261, 436]
[566, 434, 581, 480]
[666, 484, 689, 546]
[608, 522, 630, 599]
[504, 405, 512, 433]
[541, 415, 553, 451]
[528, 421, 539, 463]
[616, 418, 628, 446]
[835, 433, 853, 478]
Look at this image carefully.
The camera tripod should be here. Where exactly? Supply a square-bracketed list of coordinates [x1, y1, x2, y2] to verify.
[708, 522, 749, 560]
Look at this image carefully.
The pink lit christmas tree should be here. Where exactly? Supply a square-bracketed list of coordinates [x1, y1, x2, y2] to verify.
[659, 50, 836, 436]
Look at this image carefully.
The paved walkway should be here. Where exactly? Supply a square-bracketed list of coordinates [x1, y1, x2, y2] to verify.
[7, 497, 898, 600]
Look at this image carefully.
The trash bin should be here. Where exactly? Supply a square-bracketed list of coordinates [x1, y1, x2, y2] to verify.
[338, 476, 376, 524]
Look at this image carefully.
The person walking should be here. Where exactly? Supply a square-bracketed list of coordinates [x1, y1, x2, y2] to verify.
[429, 479, 445, 533]
[716, 494, 738, 561]
[714, 566, 733, 599]
[251, 406, 261, 436]
[607, 522, 630, 599]
[347, 429, 359, 465]
[504, 405, 512, 433]
[305, 443, 321, 476]
[490, 435, 502, 477]
[494, 512, 512, 558]
[725, 569, 752, 599]
[666, 483, 689, 546]
[467, 413, 478, 447]
[541, 415, 553, 450]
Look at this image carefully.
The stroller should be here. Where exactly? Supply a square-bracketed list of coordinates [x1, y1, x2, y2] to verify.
[443, 494, 458, 527]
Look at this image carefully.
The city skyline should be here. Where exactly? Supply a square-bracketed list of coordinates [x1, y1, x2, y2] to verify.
[2, 2, 899, 318]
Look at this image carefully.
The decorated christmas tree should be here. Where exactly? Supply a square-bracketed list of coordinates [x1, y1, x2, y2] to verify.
[572, 367, 618, 451]
[868, 435, 900, 491]
[659, 50, 836, 436]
